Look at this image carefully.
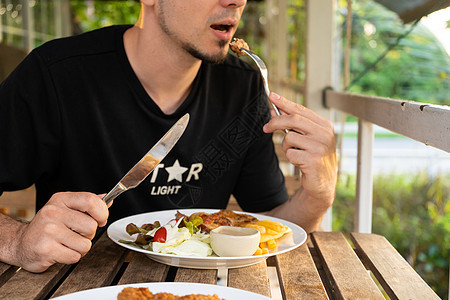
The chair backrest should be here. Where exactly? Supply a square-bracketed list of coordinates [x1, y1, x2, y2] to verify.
[0, 43, 27, 82]
[0, 186, 36, 221]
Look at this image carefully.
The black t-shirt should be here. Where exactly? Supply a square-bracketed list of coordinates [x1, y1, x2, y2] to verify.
[0, 25, 288, 223]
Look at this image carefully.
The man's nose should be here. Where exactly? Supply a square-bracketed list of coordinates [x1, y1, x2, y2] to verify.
[220, 0, 247, 8]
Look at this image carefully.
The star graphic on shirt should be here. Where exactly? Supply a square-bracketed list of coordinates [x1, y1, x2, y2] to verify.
[165, 160, 188, 183]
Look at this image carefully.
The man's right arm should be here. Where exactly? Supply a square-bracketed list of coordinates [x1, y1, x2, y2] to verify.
[0, 192, 109, 273]
[0, 212, 28, 267]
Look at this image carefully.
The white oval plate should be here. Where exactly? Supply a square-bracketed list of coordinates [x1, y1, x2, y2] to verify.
[107, 209, 307, 269]
[52, 282, 272, 299]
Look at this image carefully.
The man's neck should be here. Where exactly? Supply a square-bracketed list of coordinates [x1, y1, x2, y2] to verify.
[123, 25, 202, 115]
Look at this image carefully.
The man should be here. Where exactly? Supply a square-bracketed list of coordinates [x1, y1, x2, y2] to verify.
[0, 0, 337, 273]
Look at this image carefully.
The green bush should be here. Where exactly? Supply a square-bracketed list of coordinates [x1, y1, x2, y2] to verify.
[333, 172, 450, 298]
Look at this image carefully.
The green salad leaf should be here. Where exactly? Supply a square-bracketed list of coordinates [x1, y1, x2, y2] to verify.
[182, 216, 203, 235]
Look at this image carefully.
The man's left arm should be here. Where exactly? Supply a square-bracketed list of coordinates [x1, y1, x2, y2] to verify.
[262, 92, 338, 233]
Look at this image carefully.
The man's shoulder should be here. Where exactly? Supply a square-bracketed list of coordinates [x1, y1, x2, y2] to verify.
[32, 25, 130, 66]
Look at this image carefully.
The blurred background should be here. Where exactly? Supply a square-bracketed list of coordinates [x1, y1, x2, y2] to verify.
[0, 0, 448, 297]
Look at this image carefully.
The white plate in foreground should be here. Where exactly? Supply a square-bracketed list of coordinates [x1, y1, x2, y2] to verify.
[52, 282, 272, 300]
[107, 209, 307, 269]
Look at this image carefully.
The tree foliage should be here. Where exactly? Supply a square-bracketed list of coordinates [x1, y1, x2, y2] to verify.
[342, 0, 450, 105]
[70, 0, 139, 33]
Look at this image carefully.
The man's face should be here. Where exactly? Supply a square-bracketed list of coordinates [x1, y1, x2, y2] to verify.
[156, 0, 247, 63]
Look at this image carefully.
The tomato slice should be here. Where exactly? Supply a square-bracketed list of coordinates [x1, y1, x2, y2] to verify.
[154, 227, 167, 243]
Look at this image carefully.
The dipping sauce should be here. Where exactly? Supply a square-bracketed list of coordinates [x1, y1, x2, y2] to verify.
[216, 227, 253, 236]
[210, 226, 261, 257]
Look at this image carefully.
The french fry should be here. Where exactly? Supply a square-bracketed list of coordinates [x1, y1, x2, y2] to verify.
[253, 247, 263, 255]
[260, 232, 283, 242]
[257, 220, 284, 232]
[254, 243, 270, 256]
[261, 226, 292, 241]
[267, 239, 277, 249]
[246, 219, 292, 255]
[266, 229, 279, 235]
[245, 223, 266, 234]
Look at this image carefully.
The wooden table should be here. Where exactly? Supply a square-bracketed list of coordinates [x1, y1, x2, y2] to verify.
[0, 231, 440, 299]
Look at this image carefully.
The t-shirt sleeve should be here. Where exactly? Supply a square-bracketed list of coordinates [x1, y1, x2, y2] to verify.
[0, 50, 61, 195]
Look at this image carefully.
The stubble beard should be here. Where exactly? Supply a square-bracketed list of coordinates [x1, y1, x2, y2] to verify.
[182, 40, 228, 64]
[158, 4, 229, 64]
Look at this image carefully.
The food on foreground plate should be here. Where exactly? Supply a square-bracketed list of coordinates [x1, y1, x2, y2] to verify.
[117, 287, 224, 300]
[229, 38, 249, 57]
[119, 210, 291, 257]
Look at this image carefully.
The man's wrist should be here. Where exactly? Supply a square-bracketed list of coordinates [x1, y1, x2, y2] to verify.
[0, 214, 27, 267]
[296, 188, 334, 212]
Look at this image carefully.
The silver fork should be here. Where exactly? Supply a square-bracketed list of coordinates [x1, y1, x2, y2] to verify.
[240, 48, 288, 134]
[240, 48, 282, 117]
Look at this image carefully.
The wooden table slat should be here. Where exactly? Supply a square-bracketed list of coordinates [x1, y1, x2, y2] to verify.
[312, 232, 385, 300]
[308, 244, 337, 298]
[228, 260, 271, 297]
[118, 252, 170, 285]
[51, 232, 128, 298]
[350, 232, 440, 300]
[276, 243, 328, 300]
[174, 268, 218, 285]
[0, 264, 70, 300]
[0, 262, 17, 287]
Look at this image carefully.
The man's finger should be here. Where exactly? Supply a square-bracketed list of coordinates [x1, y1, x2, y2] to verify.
[98, 194, 114, 209]
[60, 192, 109, 227]
[269, 92, 332, 128]
[61, 209, 98, 239]
[57, 229, 92, 257]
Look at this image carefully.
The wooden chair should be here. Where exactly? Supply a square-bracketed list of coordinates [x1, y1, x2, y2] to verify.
[0, 43, 27, 82]
[0, 186, 36, 221]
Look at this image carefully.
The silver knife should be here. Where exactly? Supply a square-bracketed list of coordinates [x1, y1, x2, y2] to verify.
[103, 113, 190, 204]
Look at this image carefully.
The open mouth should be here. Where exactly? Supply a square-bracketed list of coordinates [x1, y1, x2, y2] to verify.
[210, 24, 232, 33]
